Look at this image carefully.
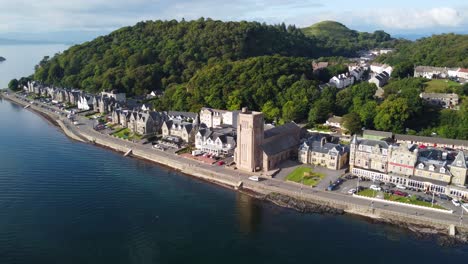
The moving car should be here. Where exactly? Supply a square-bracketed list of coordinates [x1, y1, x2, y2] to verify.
[452, 199, 461, 207]
[347, 188, 357, 195]
[369, 185, 381, 191]
[248, 176, 260, 182]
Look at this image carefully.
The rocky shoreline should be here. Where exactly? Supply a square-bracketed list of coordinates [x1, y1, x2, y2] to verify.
[261, 191, 468, 246]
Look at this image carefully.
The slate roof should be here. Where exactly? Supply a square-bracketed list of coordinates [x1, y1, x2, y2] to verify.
[363, 130, 393, 139]
[394, 134, 468, 147]
[359, 139, 389, 149]
[262, 135, 299, 156]
[264, 122, 300, 139]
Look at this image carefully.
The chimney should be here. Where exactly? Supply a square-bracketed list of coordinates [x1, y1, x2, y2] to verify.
[320, 137, 327, 148]
[241, 107, 248, 113]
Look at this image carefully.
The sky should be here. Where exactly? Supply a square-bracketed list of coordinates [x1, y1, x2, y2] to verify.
[0, 0, 467, 43]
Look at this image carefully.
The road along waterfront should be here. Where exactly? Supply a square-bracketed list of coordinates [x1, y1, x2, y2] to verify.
[2, 91, 468, 243]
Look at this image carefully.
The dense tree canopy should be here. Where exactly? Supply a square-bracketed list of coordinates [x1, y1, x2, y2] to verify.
[33, 19, 321, 96]
[378, 34, 468, 68]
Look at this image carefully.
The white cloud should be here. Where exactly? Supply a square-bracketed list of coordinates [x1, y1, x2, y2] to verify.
[0, 0, 324, 33]
[0, 0, 466, 35]
[311, 7, 467, 31]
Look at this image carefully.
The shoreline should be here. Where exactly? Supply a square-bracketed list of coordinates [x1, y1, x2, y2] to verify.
[2, 92, 468, 245]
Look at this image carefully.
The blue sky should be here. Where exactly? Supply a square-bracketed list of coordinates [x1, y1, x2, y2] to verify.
[0, 0, 466, 42]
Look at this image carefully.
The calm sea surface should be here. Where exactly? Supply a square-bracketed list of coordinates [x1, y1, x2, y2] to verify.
[1, 45, 468, 264]
[0, 44, 68, 88]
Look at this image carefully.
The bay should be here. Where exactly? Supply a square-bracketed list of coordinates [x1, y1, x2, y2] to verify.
[0, 44, 68, 88]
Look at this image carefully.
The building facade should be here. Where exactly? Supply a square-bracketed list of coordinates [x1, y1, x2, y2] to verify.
[298, 135, 349, 170]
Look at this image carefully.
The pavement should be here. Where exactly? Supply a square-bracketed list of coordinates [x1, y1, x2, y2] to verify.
[4, 91, 468, 229]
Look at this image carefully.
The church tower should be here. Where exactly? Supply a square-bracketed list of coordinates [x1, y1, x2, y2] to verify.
[235, 107, 264, 172]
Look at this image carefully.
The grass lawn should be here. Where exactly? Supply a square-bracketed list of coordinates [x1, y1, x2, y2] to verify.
[286, 167, 325, 187]
[357, 189, 378, 198]
[356, 190, 447, 210]
[112, 128, 142, 141]
[384, 193, 447, 210]
[424, 79, 460, 93]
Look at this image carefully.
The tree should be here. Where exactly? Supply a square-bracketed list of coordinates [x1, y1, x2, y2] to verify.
[282, 101, 299, 122]
[356, 101, 378, 128]
[342, 112, 362, 134]
[308, 99, 332, 125]
[8, 79, 19, 91]
[391, 62, 414, 79]
[374, 97, 411, 133]
[261, 101, 280, 122]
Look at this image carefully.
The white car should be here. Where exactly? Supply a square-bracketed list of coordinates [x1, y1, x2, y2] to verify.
[347, 188, 357, 195]
[248, 176, 260, 182]
[369, 185, 381, 191]
[396, 184, 407, 190]
[452, 199, 461, 207]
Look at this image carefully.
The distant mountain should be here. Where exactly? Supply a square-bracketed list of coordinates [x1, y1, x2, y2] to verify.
[302, 21, 405, 57]
[0, 38, 68, 45]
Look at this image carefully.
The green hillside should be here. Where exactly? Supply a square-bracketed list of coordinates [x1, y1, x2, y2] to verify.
[32, 19, 319, 96]
[302, 21, 403, 57]
[302, 21, 357, 39]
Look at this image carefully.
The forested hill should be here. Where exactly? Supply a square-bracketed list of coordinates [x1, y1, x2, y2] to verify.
[33, 19, 320, 95]
[302, 21, 403, 57]
[377, 33, 468, 68]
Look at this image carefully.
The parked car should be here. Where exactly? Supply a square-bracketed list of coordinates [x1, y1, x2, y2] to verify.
[217, 160, 225, 166]
[327, 184, 337, 191]
[439, 194, 452, 201]
[344, 174, 356, 180]
[369, 185, 381, 191]
[423, 197, 434, 203]
[382, 187, 391, 193]
[396, 184, 407, 190]
[452, 199, 461, 207]
[393, 190, 408, 197]
[385, 183, 396, 188]
[347, 188, 357, 195]
[415, 195, 424, 201]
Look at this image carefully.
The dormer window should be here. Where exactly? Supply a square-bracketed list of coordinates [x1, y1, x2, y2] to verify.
[440, 167, 446, 173]
[429, 165, 435, 171]
[418, 163, 424, 169]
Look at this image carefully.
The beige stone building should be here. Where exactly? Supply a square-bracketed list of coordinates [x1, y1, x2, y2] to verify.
[298, 135, 349, 170]
[234, 108, 301, 173]
[387, 144, 418, 177]
[162, 120, 195, 143]
[349, 135, 390, 173]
